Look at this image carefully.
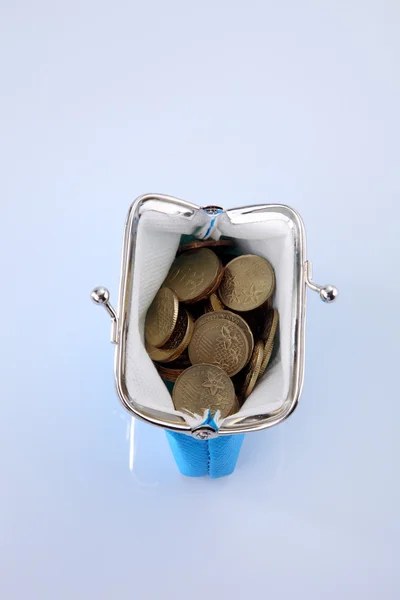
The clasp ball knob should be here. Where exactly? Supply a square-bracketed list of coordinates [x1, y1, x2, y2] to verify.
[320, 285, 338, 303]
[91, 287, 110, 305]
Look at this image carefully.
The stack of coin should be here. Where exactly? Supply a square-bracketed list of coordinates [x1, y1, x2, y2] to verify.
[144, 239, 279, 418]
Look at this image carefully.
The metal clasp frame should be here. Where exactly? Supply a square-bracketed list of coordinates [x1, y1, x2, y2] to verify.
[90, 194, 338, 436]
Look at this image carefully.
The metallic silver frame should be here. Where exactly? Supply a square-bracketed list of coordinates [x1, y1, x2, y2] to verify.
[91, 193, 337, 437]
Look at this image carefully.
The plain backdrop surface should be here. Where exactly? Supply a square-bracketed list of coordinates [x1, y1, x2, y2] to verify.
[0, 1, 399, 599]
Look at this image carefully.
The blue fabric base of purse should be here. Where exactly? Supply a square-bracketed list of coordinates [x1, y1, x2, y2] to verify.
[166, 431, 245, 478]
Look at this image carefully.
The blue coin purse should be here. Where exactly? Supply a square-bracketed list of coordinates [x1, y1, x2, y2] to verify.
[91, 194, 337, 478]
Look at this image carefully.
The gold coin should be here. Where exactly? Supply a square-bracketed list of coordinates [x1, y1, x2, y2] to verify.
[163, 248, 222, 303]
[144, 287, 179, 348]
[258, 309, 279, 379]
[188, 318, 249, 376]
[156, 364, 185, 382]
[242, 340, 264, 399]
[172, 364, 236, 418]
[209, 293, 225, 311]
[201, 264, 224, 299]
[218, 254, 275, 312]
[260, 306, 277, 340]
[178, 239, 234, 253]
[146, 308, 194, 363]
[204, 293, 225, 313]
[194, 310, 254, 363]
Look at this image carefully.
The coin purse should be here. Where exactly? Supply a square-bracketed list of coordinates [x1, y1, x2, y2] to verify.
[92, 194, 337, 478]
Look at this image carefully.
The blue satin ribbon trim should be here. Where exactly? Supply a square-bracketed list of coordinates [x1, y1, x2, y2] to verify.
[201, 209, 223, 239]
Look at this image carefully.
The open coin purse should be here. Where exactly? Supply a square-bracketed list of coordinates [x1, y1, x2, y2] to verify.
[92, 194, 337, 478]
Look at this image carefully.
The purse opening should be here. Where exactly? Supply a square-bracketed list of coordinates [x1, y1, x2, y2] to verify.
[123, 205, 298, 428]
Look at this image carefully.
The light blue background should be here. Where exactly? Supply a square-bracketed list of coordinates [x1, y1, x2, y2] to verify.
[1, 1, 399, 599]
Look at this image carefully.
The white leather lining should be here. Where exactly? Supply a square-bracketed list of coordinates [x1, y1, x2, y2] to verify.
[125, 209, 295, 426]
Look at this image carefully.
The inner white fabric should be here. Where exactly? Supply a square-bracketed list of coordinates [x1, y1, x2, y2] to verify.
[125, 209, 295, 425]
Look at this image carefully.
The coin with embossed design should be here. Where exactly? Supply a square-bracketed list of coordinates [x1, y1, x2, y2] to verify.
[241, 340, 264, 399]
[188, 318, 249, 376]
[172, 364, 236, 418]
[163, 248, 222, 303]
[146, 308, 194, 363]
[144, 287, 179, 348]
[218, 254, 275, 312]
[258, 309, 279, 379]
[194, 310, 254, 362]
